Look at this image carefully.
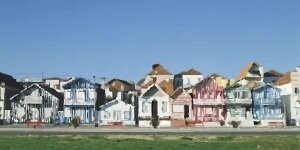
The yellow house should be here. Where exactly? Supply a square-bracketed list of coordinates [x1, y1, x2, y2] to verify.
[209, 73, 235, 88]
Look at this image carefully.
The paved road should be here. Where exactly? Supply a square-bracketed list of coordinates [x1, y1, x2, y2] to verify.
[0, 127, 300, 136]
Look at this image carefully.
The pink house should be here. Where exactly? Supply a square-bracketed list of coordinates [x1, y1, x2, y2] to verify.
[193, 77, 226, 127]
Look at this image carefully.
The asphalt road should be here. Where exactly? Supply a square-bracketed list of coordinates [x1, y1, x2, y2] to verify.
[0, 127, 299, 136]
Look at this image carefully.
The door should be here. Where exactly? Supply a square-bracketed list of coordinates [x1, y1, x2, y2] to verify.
[151, 100, 158, 117]
[184, 105, 189, 119]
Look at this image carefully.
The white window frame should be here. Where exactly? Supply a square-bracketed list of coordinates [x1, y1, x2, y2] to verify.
[162, 101, 167, 113]
[124, 111, 130, 120]
[104, 111, 110, 119]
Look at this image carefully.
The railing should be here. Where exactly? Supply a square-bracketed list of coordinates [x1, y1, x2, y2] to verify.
[194, 99, 224, 105]
[25, 96, 42, 104]
[64, 98, 94, 106]
[226, 98, 252, 104]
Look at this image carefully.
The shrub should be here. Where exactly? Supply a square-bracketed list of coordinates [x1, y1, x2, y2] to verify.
[71, 116, 81, 128]
[219, 120, 225, 126]
[229, 121, 241, 128]
[150, 116, 160, 128]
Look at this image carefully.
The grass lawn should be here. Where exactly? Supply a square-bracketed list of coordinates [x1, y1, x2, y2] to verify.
[0, 135, 299, 150]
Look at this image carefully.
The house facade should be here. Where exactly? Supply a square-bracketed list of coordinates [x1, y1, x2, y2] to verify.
[103, 78, 135, 103]
[98, 95, 135, 126]
[252, 84, 285, 127]
[138, 84, 171, 127]
[276, 67, 300, 126]
[236, 62, 264, 86]
[10, 84, 62, 123]
[43, 77, 75, 93]
[264, 69, 282, 84]
[193, 77, 225, 127]
[0, 83, 5, 122]
[170, 87, 193, 127]
[63, 78, 97, 124]
[137, 64, 174, 93]
[174, 68, 203, 90]
[0, 72, 23, 124]
[225, 84, 254, 127]
[210, 73, 235, 88]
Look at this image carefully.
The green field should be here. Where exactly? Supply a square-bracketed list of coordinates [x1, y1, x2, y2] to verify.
[0, 135, 299, 150]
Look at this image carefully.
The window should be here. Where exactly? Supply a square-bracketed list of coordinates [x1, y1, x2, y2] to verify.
[124, 111, 130, 120]
[234, 92, 237, 98]
[142, 102, 148, 113]
[295, 87, 299, 94]
[242, 92, 248, 99]
[104, 111, 110, 119]
[113, 111, 121, 120]
[162, 101, 167, 113]
[172, 105, 184, 113]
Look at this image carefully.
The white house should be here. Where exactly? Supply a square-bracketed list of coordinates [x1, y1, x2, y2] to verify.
[138, 84, 171, 127]
[236, 62, 264, 86]
[63, 78, 97, 124]
[98, 93, 135, 126]
[43, 77, 75, 93]
[174, 68, 203, 90]
[10, 84, 63, 123]
[0, 83, 5, 122]
[137, 64, 174, 93]
[0, 72, 23, 124]
[275, 66, 300, 126]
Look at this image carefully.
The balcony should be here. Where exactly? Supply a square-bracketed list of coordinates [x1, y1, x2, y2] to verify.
[24, 96, 42, 104]
[64, 98, 94, 106]
[226, 98, 252, 105]
[194, 98, 224, 105]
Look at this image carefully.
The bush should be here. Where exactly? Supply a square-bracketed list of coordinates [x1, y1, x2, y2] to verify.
[219, 120, 225, 126]
[229, 121, 241, 128]
[71, 116, 81, 128]
[150, 116, 160, 128]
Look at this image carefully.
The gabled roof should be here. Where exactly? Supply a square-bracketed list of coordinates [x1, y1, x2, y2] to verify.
[137, 78, 145, 86]
[0, 72, 23, 90]
[180, 68, 202, 75]
[264, 69, 282, 77]
[252, 83, 280, 91]
[63, 77, 96, 89]
[158, 79, 174, 95]
[140, 84, 169, 98]
[141, 80, 154, 89]
[275, 72, 291, 86]
[0, 72, 23, 110]
[236, 62, 262, 81]
[10, 84, 64, 110]
[106, 79, 135, 92]
[148, 64, 172, 75]
[245, 81, 265, 89]
[195, 76, 224, 90]
[99, 99, 133, 109]
[10, 83, 63, 100]
[209, 73, 226, 79]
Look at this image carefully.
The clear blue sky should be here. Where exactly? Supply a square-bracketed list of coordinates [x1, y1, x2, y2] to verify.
[0, 0, 299, 82]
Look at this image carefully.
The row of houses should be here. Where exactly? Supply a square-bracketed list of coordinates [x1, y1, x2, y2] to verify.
[0, 62, 299, 127]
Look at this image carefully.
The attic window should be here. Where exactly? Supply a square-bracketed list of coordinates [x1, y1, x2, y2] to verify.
[295, 87, 299, 94]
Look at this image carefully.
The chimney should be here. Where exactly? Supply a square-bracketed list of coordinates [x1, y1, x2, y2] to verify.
[152, 77, 157, 84]
[152, 64, 161, 70]
[100, 77, 106, 89]
[116, 92, 123, 100]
